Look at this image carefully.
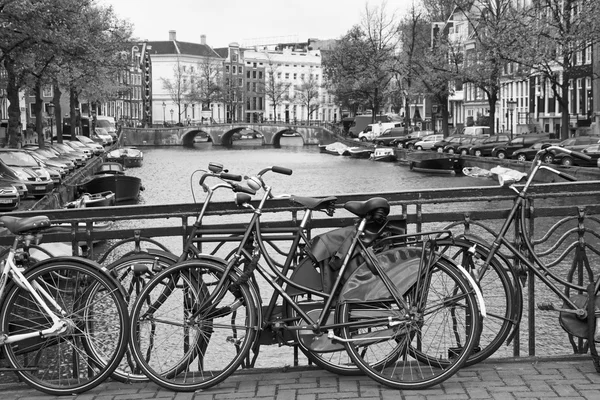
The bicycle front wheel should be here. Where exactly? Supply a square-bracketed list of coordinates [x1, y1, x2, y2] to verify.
[338, 258, 481, 389]
[104, 251, 178, 383]
[0, 260, 129, 395]
[129, 259, 258, 391]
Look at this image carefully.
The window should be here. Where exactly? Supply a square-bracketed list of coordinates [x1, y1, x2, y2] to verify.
[258, 71, 263, 79]
[293, 73, 297, 80]
[239, 78, 243, 87]
[253, 62, 257, 68]
[42, 85, 53, 98]
[233, 66, 237, 74]
[226, 65, 230, 73]
[247, 71, 250, 78]
[285, 73, 289, 79]
[253, 70, 256, 78]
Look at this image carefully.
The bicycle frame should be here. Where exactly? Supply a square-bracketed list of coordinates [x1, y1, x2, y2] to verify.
[480, 149, 598, 318]
[0, 236, 67, 345]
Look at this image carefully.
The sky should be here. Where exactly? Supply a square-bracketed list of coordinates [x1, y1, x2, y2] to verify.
[99, 0, 413, 48]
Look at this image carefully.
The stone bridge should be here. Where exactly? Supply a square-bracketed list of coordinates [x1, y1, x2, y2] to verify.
[119, 123, 337, 147]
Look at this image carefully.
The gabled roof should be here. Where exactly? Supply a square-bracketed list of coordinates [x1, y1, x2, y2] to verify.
[213, 48, 229, 58]
[146, 41, 222, 59]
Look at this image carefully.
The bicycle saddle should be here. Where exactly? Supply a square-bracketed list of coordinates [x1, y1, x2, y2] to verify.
[0, 215, 51, 235]
[290, 196, 337, 211]
[344, 197, 390, 218]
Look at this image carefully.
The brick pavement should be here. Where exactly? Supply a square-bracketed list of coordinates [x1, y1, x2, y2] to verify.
[2, 355, 600, 400]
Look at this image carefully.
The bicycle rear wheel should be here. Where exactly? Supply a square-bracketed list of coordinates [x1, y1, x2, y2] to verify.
[338, 258, 480, 389]
[129, 259, 258, 391]
[0, 260, 129, 395]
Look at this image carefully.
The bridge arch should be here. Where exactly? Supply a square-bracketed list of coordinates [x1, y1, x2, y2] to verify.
[121, 123, 336, 147]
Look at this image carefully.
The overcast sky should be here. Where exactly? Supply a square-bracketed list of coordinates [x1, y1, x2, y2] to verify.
[100, 0, 412, 48]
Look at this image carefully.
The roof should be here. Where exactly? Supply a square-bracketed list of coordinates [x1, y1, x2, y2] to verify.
[146, 41, 222, 59]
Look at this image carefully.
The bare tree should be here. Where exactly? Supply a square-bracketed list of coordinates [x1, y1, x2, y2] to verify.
[512, 0, 600, 139]
[292, 74, 320, 121]
[262, 52, 291, 121]
[161, 58, 191, 124]
[188, 56, 222, 119]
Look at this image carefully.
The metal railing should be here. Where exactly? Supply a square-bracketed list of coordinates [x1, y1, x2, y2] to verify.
[3, 180, 600, 359]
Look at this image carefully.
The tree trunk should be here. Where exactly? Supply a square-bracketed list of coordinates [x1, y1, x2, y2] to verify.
[53, 82, 62, 140]
[33, 82, 44, 145]
[4, 56, 22, 148]
[69, 86, 79, 137]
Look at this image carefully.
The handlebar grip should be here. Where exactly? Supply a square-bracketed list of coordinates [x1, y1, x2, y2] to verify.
[272, 166, 293, 175]
[557, 171, 577, 182]
[570, 150, 592, 161]
[221, 173, 242, 182]
[232, 183, 256, 195]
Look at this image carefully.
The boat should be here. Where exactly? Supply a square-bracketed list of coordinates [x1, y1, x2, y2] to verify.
[321, 142, 351, 156]
[96, 161, 126, 175]
[409, 156, 464, 174]
[77, 174, 143, 203]
[106, 147, 144, 168]
[347, 147, 374, 159]
[64, 191, 116, 208]
[369, 147, 397, 162]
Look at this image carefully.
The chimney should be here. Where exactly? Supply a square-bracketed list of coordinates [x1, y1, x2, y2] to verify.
[200, 34, 206, 45]
[169, 30, 176, 41]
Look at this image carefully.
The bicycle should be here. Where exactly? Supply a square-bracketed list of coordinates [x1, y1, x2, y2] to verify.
[0, 215, 130, 395]
[127, 165, 483, 391]
[431, 145, 600, 368]
[102, 162, 354, 381]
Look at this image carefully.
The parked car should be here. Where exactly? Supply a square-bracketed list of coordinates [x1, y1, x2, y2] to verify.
[431, 135, 470, 153]
[552, 143, 600, 167]
[443, 136, 484, 154]
[466, 134, 511, 157]
[412, 134, 445, 151]
[393, 130, 436, 149]
[348, 114, 392, 138]
[358, 122, 401, 142]
[461, 126, 491, 136]
[93, 127, 113, 146]
[372, 127, 410, 146]
[54, 135, 105, 155]
[0, 149, 54, 198]
[0, 182, 20, 210]
[26, 150, 69, 179]
[95, 115, 118, 143]
[64, 140, 94, 158]
[511, 139, 562, 161]
[49, 143, 88, 166]
[25, 146, 76, 173]
[540, 136, 600, 163]
[0, 173, 27, 199]
[491, 134, 551, 159]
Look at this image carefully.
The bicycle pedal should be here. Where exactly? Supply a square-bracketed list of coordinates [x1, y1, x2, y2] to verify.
[538, 302, 555, 311]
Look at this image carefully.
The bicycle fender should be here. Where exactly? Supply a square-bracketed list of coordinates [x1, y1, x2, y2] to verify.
[30, 256, 129, 299]
[455, 264, 487, 318]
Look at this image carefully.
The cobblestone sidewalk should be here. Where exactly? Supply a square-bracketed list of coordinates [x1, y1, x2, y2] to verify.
[2, 356, 600, 400]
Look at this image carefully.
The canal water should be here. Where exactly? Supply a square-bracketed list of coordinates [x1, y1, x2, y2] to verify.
[116, 138, 582, 367]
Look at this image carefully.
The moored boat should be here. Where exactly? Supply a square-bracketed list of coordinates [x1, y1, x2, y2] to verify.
[96, 161, 126, 175]
[322, 142, 351, 156]
[409, 156, 464, 174]
[64, 191, 116, 208]
[77, 174, 143, 203]
[347, 146, 374, 159]
[369, 147, 397, 162]
[106, 147, 143, 168]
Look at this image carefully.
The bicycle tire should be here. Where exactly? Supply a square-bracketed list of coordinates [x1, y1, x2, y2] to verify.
[129, 259, 258, 391]
[103, 251, 178, 383]
[338, 257, 481, 389]
[0, 260, 129, 395]
[433, 237, 520, 367]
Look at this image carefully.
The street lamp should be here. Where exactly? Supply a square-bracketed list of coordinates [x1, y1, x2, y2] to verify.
[162, 102, 166, 125]
[47, 102, 55, 145]
[170, 109, 174, 124]
[507, 98, 517, 140]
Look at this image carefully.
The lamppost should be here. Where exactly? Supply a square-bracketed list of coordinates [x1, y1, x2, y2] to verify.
[162, 102, 166, 125]
[507, 98, 517, 140]
[170, 109, 174, 124]
[47, 102, 55, 145]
